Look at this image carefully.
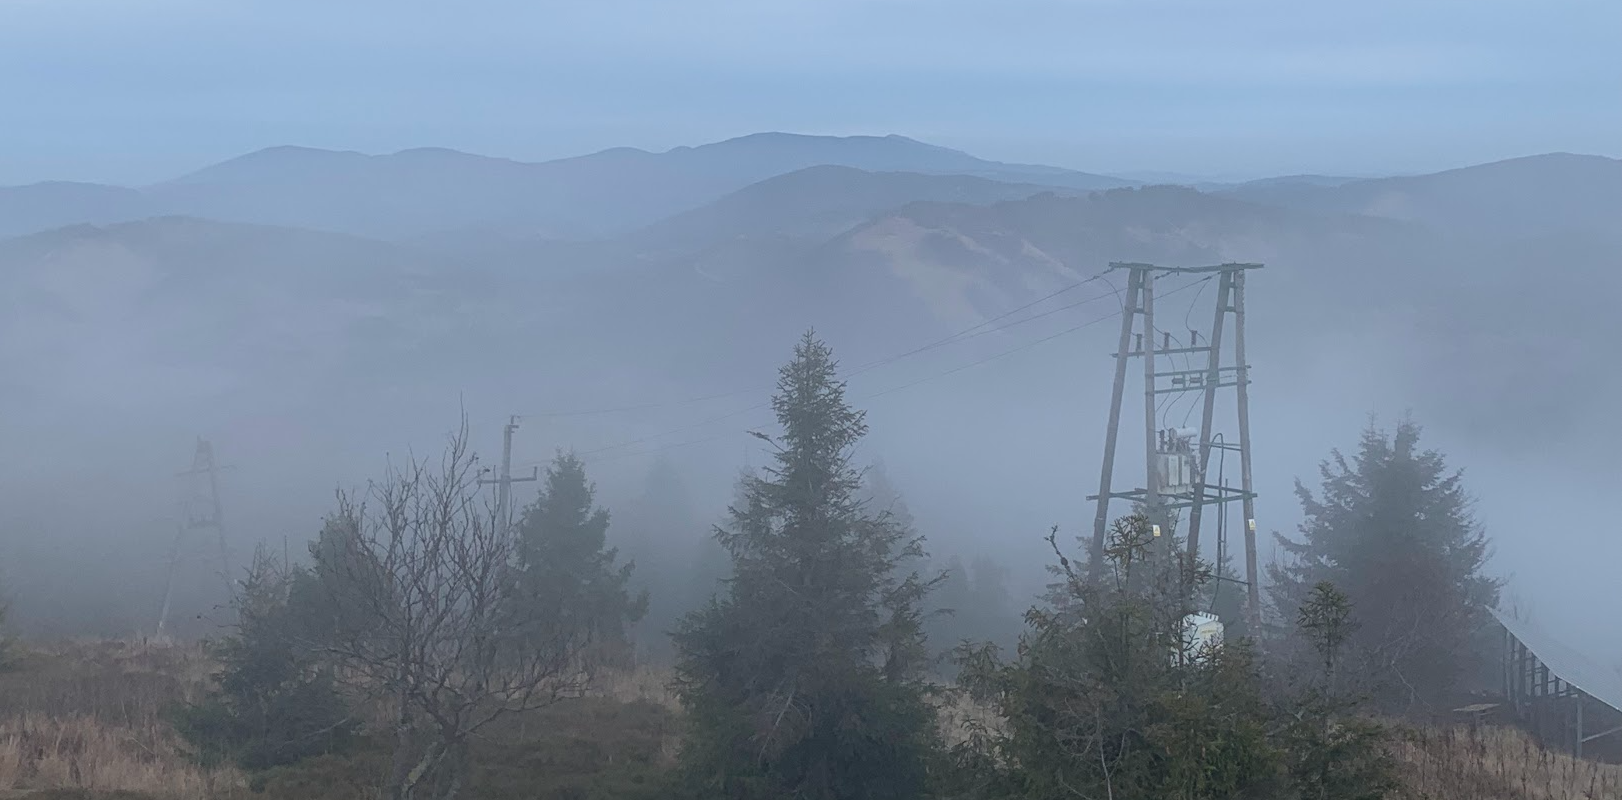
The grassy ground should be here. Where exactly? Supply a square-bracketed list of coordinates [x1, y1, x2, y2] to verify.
[0, 640, 682, 800]
[245, 698, 675, 800]
[1396, 724, 1622, 800]
[2, 640, 1619, 799]
[0, 640, 234, 799]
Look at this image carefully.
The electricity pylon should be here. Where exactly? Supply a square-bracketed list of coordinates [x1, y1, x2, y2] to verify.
[156, 437, 234, 640]
[1086, 262, 1262, 623]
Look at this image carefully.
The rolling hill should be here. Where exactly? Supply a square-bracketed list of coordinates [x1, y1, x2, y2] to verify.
[0, 133, 1131, 242]
[4, 149, 1616, 437]
[0, 181, 149, 239]
[1220, 153, 1622, 239]
[628, 164, 1082, 253]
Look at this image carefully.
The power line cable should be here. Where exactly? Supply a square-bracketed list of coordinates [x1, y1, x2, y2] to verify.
[860, 274, 1213, 402]
[844, 269, 1114, 377]
[519, 267, 1119, 418]
[1173, 276, 1217, 428]
[519, 269, 1210, 462]
[1147, 277, 1215, 427]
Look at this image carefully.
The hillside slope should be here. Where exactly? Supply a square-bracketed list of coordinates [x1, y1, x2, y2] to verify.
[0, 182, 149, 238]
[629, 165, 1081, 253]
[147, 133, 1126, 240]
[0, 133, 1127, 241]
[1223, 153, 1622, 239]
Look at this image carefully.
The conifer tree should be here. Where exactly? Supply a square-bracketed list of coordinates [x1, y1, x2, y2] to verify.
[928, 553, 1018, 671]
[515, 451, 647, 655]
[1282, 582, 1400, 800]
[174, 546, 355, 773]
[1270, 418, 1500, 711]
[618, 457, 702, 660]
[672, 331, 941, 800]
[862, 460, 915, 535]
[955, 515, 1283, 800]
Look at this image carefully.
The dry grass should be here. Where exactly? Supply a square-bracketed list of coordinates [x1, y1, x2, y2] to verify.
[0, 640, 212, 723]
[594, 666, 1009, 751]
[0, 714, 230, 799]
[917, 678, 1622, 800]
[0, 640, 244, 800]
[4, 643, 1621, 800]
[595, 663, 680, 713]
[505, 663, 1622, 800]
[1395, 723, 1622, 800]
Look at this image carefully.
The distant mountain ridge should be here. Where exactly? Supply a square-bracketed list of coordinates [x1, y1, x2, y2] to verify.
[0, 181, 149, 238]
[138, 133, 1128, 240]
[629, 164, 1083, 252]
[1, 134, 1614, 245]
[1219, 152, 1622, 237]
[0, 133, 1132, 241]
[4, 152, 1620, 503]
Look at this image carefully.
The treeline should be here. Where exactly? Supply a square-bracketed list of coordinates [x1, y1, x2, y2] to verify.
[170, 331, 1499, 800]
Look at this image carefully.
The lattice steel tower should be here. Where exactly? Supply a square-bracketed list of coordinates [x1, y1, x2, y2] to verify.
[156, 437, 234, 639]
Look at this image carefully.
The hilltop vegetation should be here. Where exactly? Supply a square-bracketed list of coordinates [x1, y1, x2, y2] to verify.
[3, 642, 1620, 800]
[3, 332, 1604, 800]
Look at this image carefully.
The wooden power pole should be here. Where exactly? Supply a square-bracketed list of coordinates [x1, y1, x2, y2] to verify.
[479, 416, 538, 536]
[1086, 262, 1263, 623]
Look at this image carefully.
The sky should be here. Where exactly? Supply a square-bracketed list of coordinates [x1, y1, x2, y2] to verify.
[2, 0, 1619, 185]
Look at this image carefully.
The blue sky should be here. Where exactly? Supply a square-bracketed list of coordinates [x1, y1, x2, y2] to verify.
[2, 0, 1617, 184]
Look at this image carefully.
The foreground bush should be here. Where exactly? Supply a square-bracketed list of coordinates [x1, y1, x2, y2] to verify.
[171, 547, 356, 773]
[955, 517, 1285, 799]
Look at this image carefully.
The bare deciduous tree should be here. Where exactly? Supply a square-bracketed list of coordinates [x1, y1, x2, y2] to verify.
[311, 422, 595, 800]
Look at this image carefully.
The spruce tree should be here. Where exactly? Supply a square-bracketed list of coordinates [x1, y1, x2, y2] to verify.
[619, 457, 703, 660]
[515, 451, 647, 655]
[1270, 417, 1500, 712]
[1282, 582, 1401, 800]
[928, 554, 1017, 672]
[932, 554, 974, 648]
[174, 546, 356, 773]
[862, 460, 915, 535]
[955, 515, 1283, 800]
[672, 331, 941, 800]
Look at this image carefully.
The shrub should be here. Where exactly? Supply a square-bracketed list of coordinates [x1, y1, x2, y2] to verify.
[171, 547, 355, 773]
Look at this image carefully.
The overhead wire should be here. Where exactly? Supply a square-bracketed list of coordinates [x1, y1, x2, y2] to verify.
[866, 274, 1211, 403]
[517, 267, 1120, 420]
[1175, 275, 1217, 429]
[519, 268, 1213, 465]
[569, 273, 1214, 462]
[843, 269, 1114, 377]
[542, 283, 1121, 459]
[1151, 274, 1217, 429]
[1149, 276, 1216, 427]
